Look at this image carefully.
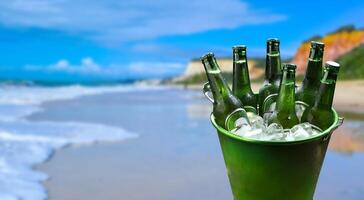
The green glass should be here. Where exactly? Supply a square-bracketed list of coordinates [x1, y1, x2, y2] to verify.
[296, 41, 325, 106]
[267, 64, 299, 129]
[201, 53, 250, 130]
[232, 45, 258, 114]
[301, 61, 340, 130]
[258, 38, 282, 116]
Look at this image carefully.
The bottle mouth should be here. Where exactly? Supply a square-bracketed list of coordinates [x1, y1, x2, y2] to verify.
[233, 45, 247, 60]
[232, 45, 247, 51]
[201, 52, 220, 72]
[200, 52, 215, 61]
[311, 41, 325, 49]
[283, 63, 297, 70]
[267, 38, 280, 44]
[267, 38, 280, 53]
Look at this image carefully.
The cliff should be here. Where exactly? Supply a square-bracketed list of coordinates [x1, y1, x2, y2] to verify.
[291, 25, 364, 74]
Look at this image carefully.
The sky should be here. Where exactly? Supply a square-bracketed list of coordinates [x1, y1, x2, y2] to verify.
[0, 0, 363, 83]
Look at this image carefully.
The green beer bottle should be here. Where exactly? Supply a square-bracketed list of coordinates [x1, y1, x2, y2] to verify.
[296, 41, 325, 106]
[201, 53, 250, 131]
[267, 64, 299, 129]
[258, 38, 282, 116]
[232, 45, 258, 114]
[301, 61, 340, 130]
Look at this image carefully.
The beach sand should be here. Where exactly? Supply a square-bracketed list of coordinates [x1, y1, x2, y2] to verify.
[33, 83, 364, 200]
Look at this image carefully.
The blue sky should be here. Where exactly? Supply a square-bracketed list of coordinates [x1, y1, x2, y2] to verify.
[0, 0, 363, 82]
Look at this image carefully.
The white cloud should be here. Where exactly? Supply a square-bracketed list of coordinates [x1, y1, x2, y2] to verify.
[0, 0, 286, 44]
[25, 58, 184, 78]
[43, 57, 102, 73]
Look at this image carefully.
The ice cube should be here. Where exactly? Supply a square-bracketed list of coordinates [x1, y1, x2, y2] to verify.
[247, 112, 256, 119]
[295, 104, 306, 120]
[247, 113, 263, 123]
[234, 117, 250, 129]
[263, 112, 272, 125]
[232, 114, 266, 139]
[289, 123, 314, 140]
[310, 128, 321, 136]
[233, 115, 323, 142]
[259, 123, 285, 141]
[284, 134, 295, 141]
[248, 113, 265, 130]
[300, 122, 313, 130]
[244, 127, 263, 138]
[231, 120, 252, 137]
[233, 125, 251, 136]
[261, 132, 286, 141]
[266, 123, 284, 135]
[268, 102, 276, 112]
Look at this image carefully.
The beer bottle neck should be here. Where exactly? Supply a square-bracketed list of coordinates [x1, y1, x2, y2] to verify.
[276, 69, 296, 113]
[265, 51, 282, 82]
[301, 48, 323, 88]
[209, 72, 231, 102]
[232, 51, 252, 93]
[202, 58, 231, 102]
[313, 71, 337, 110]
[309, 46, 324, 60]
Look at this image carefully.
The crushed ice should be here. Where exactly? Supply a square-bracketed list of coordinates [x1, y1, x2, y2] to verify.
[231, 112, 321, 141]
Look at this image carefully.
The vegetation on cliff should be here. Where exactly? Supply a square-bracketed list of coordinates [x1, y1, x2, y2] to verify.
[336, 44, 364, 80]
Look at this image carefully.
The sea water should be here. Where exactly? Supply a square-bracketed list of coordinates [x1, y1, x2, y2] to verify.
[0, 84, 164, 200]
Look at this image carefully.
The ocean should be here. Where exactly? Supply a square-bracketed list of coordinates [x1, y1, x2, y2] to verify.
[0, 84, 363, 199]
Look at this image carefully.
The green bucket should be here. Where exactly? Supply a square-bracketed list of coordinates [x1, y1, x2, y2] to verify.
[211, 110, 343, 200]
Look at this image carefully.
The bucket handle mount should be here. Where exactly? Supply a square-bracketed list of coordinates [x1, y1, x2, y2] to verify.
[203, 82, 214, 103]
[322, 117, 344, 142]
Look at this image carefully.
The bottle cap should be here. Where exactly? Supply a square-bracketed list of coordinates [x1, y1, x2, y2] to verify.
[325, 61, 340, 74]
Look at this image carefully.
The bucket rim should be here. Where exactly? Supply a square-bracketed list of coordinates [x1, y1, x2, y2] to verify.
[210, 109, 341, 145]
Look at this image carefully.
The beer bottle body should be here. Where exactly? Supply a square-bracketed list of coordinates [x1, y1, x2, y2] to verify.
[296, 41, 325, 106]
[301, 61, 340, 130]
[301, 108, 332, 131]
[258, 38, 282, 115]
[232, 45, 257, 113]
[267, 64, 299, 129]
[201, 53, 249, 130]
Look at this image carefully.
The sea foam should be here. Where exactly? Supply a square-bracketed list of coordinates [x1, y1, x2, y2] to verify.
[0, 84, 154, 200]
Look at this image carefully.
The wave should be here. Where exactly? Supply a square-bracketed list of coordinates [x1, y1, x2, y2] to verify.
[0, 84, 165, 105]
[0, 84, 158, 200]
